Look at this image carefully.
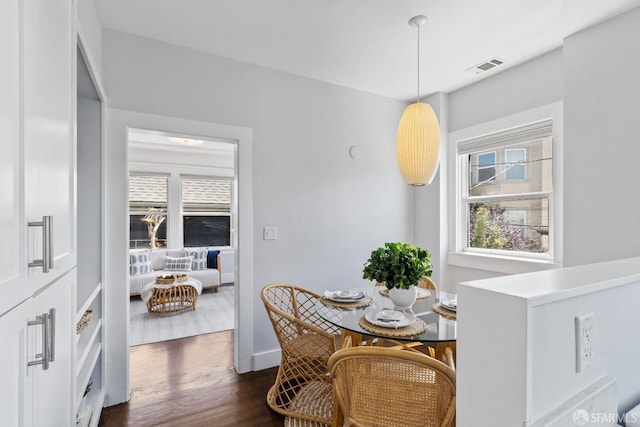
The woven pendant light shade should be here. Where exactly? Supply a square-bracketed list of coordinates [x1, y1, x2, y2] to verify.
[396, 102, 441, 186]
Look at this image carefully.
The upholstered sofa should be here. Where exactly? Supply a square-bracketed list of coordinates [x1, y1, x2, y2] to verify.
[129, 248, 222, 296]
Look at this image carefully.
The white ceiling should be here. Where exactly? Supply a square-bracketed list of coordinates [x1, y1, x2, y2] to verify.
[95, 0, 640, 101]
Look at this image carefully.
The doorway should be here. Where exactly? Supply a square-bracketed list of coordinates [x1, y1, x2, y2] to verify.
[103, 111, 254, 406]
[127, 129, 237, 345]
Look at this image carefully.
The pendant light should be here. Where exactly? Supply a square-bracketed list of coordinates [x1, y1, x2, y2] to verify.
[396, 15, 441, 186]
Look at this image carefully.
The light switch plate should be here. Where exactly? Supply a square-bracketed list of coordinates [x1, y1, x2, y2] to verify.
[263, 226, 278, 240]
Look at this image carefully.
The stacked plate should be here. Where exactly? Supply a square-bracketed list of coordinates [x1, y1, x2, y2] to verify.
[324, 290, 365, 302]
[365, 310, 416, 328]
[440, 298, 457, 312]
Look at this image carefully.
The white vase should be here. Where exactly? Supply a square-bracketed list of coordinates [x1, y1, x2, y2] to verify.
[388, 285, 418, 309]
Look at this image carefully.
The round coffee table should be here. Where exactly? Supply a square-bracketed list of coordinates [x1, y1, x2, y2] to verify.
[145, 278, 202, 315]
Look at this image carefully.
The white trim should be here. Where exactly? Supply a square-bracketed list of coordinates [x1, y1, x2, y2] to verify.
[448, 102, 563, 274]
[77, 27, 110, 409]
[252, 349, 281, 371]
[448, 251, 561, 275]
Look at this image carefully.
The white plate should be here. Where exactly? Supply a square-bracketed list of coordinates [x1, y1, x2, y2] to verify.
[440, 299, 457, 311]
[365, 310, 416, 328]
[416, 288, 431, 298]
[324, 290, 365, 302]
[377, 309, 403, 321]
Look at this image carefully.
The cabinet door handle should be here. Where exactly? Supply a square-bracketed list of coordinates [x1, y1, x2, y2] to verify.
[28, 215, 54, 272]
[27, 311, 51, 370]
[48, 308, 56, 363]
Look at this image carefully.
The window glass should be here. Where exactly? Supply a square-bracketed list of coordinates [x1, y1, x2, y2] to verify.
[505, 148, 526, 181]
[183, 215, 230, 247]
[129, 175, 168, 248]
[182, 177, 232, 247]
[460, 122, 553, 258]
[468, 138, 551, 197]
[473, 151, 496, 184]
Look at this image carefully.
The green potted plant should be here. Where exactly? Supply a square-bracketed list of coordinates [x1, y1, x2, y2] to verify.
[362, 242, 432, 308]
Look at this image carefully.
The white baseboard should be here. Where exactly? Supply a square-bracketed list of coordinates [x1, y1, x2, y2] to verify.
[252, 348, 281, 371]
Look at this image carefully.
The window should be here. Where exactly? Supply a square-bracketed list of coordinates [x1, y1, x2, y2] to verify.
[505, 148, 526, 181]
[504, 210, 527, 239]
[181, 177, 232, 247]
[474, 151, 496, 184]
[129, 175, 168, 248]
[459, 119, 553, 258]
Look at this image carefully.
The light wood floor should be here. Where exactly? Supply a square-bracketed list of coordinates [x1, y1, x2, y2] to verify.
[99, 330, 284, 426]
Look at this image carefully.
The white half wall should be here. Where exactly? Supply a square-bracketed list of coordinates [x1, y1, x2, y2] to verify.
[458, 257, 640, 426]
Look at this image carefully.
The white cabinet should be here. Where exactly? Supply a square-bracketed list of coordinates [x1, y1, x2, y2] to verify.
[31, 273, 74, 427]
[0, 272, 74, 427]
[0, 0, 29, 317]
[22, 0, 76, 295]
[1, 0, 75, 317]
[0, 0, 77, 424]
[0, 299, 33, 427]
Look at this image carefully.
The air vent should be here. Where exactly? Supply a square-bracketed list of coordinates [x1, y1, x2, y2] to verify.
[466, 57, 505, 74]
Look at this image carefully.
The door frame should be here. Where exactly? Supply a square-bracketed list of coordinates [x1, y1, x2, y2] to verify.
[104, 109, 254, 405]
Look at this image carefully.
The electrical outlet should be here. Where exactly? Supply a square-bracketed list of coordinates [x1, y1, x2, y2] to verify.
[575, 313, 595, 373]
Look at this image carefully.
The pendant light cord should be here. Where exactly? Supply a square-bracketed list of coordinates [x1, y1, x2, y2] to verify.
[416, 24, 420, 104]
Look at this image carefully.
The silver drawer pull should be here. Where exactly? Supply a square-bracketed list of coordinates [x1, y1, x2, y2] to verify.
[28, 215, 53, 272]
[27, 310, 51, 370]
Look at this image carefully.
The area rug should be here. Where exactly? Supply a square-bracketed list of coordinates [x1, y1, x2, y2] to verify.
[130, 285, 234, 346]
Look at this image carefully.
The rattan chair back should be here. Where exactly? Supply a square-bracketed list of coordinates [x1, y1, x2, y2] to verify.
[418, 276, 438, 291]
[328, 346, 456, 427]
[261, 284, 341, 426]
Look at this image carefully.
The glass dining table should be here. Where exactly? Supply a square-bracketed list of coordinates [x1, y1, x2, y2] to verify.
[316, 284, 457, 356]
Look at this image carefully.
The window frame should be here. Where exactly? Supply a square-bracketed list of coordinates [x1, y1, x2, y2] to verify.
[448, 102, 563, 274]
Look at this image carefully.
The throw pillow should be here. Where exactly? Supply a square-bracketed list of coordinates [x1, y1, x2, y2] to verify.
[183, 248, 208, 270]
[130, 250, 153, 276]
[164, 256, 193, 271]
[207, 250, 220, 269]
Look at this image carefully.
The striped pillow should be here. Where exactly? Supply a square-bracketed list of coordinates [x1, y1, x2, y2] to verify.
[130, 250, 153, 276]
[183, 248, 208, 270]
[164, 256, 193, 271]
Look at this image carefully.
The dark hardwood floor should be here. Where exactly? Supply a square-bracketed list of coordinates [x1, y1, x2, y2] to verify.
[99, 330, 284, 426]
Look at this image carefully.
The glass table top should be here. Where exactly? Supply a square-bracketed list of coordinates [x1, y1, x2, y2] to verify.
[316, 285, 457, 343]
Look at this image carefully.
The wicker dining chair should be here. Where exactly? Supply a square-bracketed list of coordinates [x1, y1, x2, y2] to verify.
[261, 284, 342, 427]
[328, 345, 456, 427]
[418, 276, 438, 291]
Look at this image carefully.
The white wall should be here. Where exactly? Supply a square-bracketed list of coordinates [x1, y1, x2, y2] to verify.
[414, 92, 450, 289]
[440, 49, 564, 289]
[448, 48, 564, 133]
[77, 96, 101, 289]
[101, 30, 412, 376]
[563, 6, 640, 267]
[76, 0, 102, 81]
